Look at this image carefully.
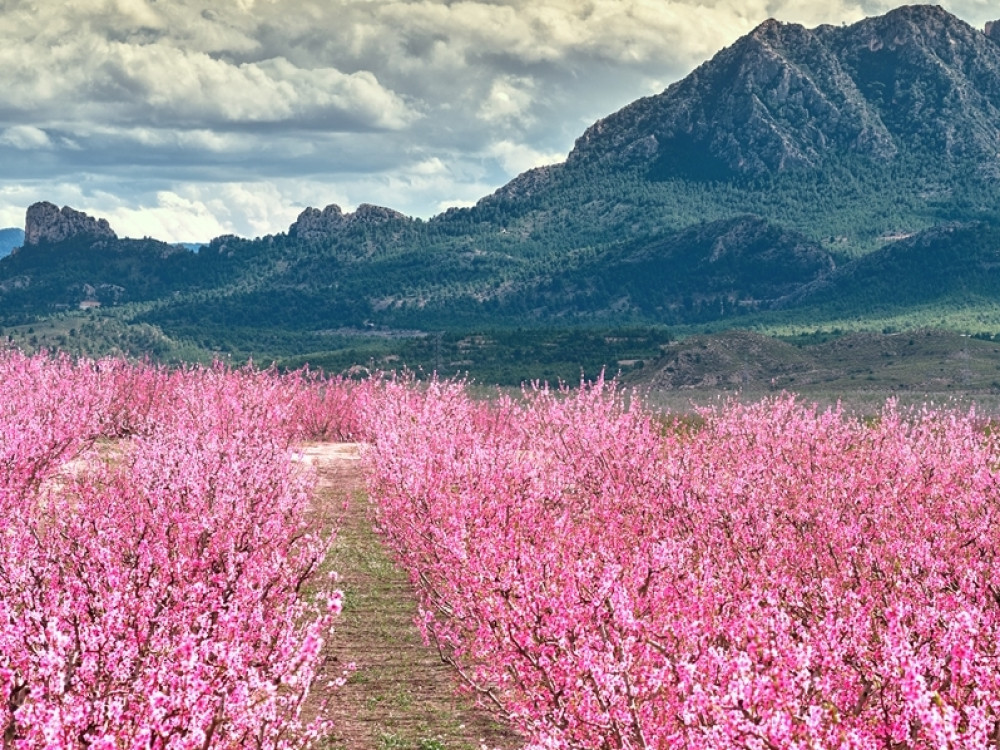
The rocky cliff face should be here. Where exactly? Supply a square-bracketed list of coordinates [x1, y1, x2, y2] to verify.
[987, 20, 1000, 44]
[823, 6, 1000, 160]
[24, 202, 117, 246]
[288, 203, 408, 241]
[567, 5, 1000, 177]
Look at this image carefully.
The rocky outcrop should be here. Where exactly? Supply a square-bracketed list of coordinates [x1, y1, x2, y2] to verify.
[352, 203, 408, 224]
[479, 165, 561, 205]
[987, 20, 1000, 44]
[289, 205, 347, 240]
[288, 203, 408, 241]
[824, 6, 1000, 160]
[637, 330, 816, 390]
[24, 202, 117, 246]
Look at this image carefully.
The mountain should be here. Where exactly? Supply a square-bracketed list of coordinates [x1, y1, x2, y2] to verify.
[481, 216, 837, 323]
[780, 220, 1000, 313]
[0, 228, 23, 258]
[2, 5, 1000, 378]
[568, 5, 1000, 178]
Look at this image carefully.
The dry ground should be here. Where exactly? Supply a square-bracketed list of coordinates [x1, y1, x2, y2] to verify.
[298, 443, 521, 750]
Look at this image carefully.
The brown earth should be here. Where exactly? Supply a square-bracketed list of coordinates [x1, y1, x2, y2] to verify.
[298, 443, 521, 750]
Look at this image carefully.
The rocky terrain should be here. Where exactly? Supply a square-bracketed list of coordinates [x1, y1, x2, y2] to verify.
[568, 5, 1000, 177]
[635, 329, 1000, 399]
[22, 202, 117, 247]
[288, 203, 411, 242]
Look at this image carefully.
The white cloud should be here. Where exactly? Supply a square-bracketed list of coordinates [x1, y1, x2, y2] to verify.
[72, 125, 253, 152]
[111, 47, 416, 128]
[0, 41, 415, 131]
[105, 182, 311, 240]
[435, 197, 478, 212]
[488, 140, 566, 175]
[409, 157, 449, 176]
[106, 194, 231, 242]
[478, 76, 536, 124]
[0, 126, 53, 150]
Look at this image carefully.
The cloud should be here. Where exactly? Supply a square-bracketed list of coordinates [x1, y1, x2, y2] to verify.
[105, 47, 416, 128]
[478, 76, 537, 124]
[0, 126, 53, 150]
[488, 140, 566, 175]
[86, 126, 254, 153]
[105, 183, 304, 241]
[0, 0, 995, 240]
[0, 42, 415, 131]
[106, 193, 233, 242]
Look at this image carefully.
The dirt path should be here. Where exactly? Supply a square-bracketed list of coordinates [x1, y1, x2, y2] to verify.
[299, 443, 521, 750]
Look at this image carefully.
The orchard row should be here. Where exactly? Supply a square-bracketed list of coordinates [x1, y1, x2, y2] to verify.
[364, 376, 1000, 749]
[0, 351, 363, 749]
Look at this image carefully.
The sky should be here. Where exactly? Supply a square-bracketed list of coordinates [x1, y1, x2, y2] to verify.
[0, 0, 996, 242]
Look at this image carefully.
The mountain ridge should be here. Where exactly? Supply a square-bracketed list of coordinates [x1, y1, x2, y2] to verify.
[3, 5, 1000, 378]
[568, 4, 1000, 179]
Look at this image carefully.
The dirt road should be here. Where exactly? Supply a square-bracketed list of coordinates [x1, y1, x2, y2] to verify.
[300, 443, 520, 750]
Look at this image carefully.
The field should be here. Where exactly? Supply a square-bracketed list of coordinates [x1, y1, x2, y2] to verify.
[2, 350, 1000, 748]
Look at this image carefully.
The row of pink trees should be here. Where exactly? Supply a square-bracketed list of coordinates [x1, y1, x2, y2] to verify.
[363, 377, 1000, 749]
[0, 351, 357, 749]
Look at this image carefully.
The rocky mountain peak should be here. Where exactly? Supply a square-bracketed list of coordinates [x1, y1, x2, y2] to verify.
[826, 6, 1000, 158]
[566, 5, 999, 178]
[746, 16, 807, 47]
[288, 204, 346, 241]
[23, 202, 117, 246]
[352, 203, 408, 224]
[833, 4, 982, 54]
[880, 4, 957, 25]
[478, 165, 560, 206]
[288, 203, 408, 241]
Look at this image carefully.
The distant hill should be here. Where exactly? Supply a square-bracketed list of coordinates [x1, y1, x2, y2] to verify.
[3, 5, 1000, 383]
[778, 221, 1000, 314]
[632, 328, 1000, 399]
[0, 228, 24, 257]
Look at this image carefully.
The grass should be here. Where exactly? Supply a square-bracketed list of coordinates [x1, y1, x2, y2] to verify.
[305, 448, 517, 749]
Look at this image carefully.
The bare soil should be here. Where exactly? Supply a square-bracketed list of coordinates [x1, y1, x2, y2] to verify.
[298, 443, 521, 750]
